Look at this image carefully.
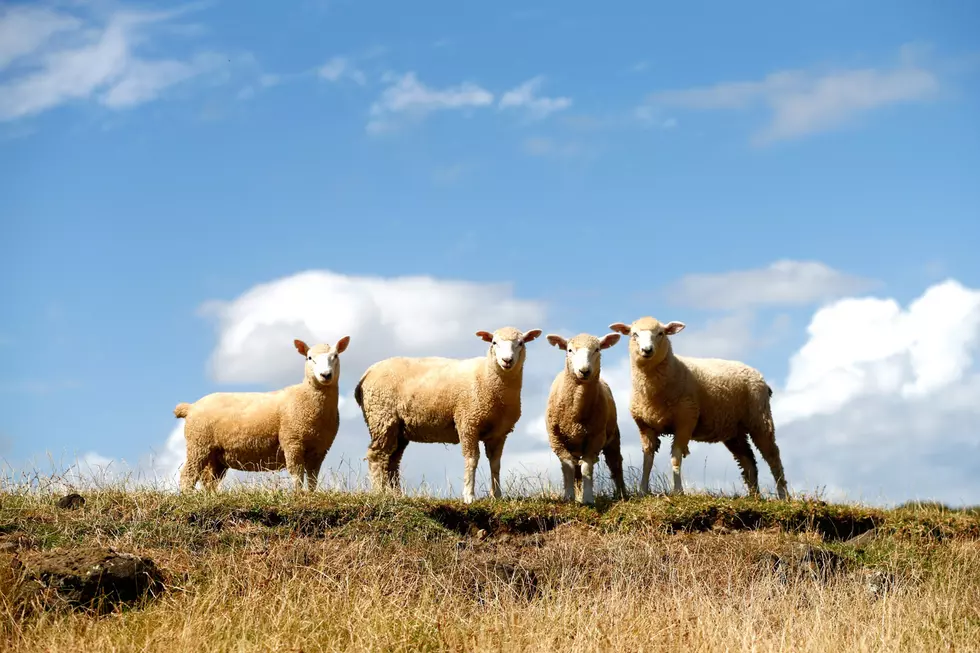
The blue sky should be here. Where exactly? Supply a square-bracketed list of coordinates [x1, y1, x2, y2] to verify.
[2, 0, 979, 505]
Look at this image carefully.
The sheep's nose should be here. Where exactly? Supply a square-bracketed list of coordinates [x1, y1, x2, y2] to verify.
[640, 347, 653, 356]
[320, 371, 333, 381]
[578, 368, 591, 378]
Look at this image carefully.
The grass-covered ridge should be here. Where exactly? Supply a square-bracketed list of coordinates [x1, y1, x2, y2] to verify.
[2, 486, 979, 652]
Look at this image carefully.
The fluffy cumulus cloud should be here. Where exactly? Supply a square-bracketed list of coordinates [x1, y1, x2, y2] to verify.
[772, 279, 980, 505]
[639, 46, 940, 144]
[0, 3, 237, 122]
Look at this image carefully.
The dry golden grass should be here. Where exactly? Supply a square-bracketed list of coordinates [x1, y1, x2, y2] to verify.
[1, 482, 979, 652]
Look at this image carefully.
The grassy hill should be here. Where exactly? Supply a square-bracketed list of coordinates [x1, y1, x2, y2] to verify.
[2, 486, 979, 652]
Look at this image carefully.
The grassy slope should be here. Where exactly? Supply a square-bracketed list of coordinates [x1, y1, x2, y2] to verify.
[2, 488, 979, 652]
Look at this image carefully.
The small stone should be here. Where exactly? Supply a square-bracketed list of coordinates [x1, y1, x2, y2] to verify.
[56, 493, 85, 510]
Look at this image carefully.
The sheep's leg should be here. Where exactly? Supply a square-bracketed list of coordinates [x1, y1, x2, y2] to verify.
[365, 420, 401, 493]
[723, 435, 759, 497]
[636, 420, 660, 496]
[670, 430, 693, 496]
[180, 447, 209, 492]
[579, 457, 598, 506]
[483, 437, 505, 500]
[303, 450, 327, 492]
[748, 418, 789, 500]
[201, 458, 227, 492]
[558, 458, 576, 502]
[282, 447, 306, 492]
[602, 433, 628, 500]
[461, 432, 481, 504]
[387, 436, 410, 493]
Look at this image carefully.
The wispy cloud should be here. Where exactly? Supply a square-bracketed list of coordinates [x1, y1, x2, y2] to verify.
[523, 136, 582, 158]
[499, 76, 571, 119]
[0, 3, 236, 122]
[663, 260, 878, 310]
[639, 49, 940, 144]
[318, 56, 366, 85]
[366, 72, 493, 133]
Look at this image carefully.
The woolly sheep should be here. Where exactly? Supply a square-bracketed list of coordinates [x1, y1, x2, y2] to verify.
[544, 332, 628, 505]
[608, 317, 789, 499]
[173, 336, 351, 492]
[353, 326, 542, 504]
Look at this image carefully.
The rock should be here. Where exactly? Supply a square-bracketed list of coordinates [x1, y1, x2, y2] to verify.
[56, 493, 85, 510]
[763, 543, 850, 583]
[14, 547, 165, 615]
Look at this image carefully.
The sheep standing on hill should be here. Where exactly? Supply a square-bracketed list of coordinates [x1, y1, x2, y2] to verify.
[608, 317, 788, 499]
[354, 326, 542, 504]
[173, 336, 351, 493]
[544, 332, 628, 505]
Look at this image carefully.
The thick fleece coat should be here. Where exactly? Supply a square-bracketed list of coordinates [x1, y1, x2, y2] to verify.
[174, 336, 350, 492]
[544, 332, 627, 505]
[354, 326, 542, 504]
[609, 317, 788, 499]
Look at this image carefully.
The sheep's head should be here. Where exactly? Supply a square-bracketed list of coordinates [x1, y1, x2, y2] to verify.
[294, 336, 351, 388]
[608, 317, 684, 365]
[476, 326, 542, 373]
[546, 332, 620, 382]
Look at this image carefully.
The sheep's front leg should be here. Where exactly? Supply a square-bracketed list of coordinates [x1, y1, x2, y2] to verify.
[579, 457, 598, 505]
[636, 420, 660, 495]
[558, 456, 576, 502]
[283, 447, 306, 492]
[670, 430, 693, 496]
[461, 431, 481, 504]
[483, 437, 505, 500]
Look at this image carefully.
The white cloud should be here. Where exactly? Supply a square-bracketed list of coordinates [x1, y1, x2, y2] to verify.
[640, 51, 940, 144]
[318, 56, 365, 85]
[773, 279, 980, 505]
[0, 5, 234, 122]
[664, 260, 877, 310]
[366, 71, 493, 133]
[499, 76, 572, 119]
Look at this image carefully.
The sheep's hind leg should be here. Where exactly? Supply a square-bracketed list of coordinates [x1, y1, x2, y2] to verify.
[386, 436, 410, 494]
[304, 450, 328, 492]
[365, 420, 401, 494]
[179, 447, 209, 492]
[602, 431, 628, 500]
[723, 435, 759, 497]
[669, 430, 693, 496]
[748, 418, 789, 500]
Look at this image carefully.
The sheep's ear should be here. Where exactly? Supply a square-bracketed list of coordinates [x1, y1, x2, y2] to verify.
[599, 333, 621, 350]
[335, 335, 351, 353]
[522, 328, 542, 343]
[475, 331, 494, 343]
[294, 339, 310, 356]
[664, 321, 686, 335]
[608, 322, 631, 336]
[546, 334, 567, 350]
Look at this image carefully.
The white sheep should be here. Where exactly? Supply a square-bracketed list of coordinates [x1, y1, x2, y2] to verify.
[608, 317, 789, 499]
[353, 326, 542, 504]
[544, 332, 627, 505]
[173, 336, 351, 492]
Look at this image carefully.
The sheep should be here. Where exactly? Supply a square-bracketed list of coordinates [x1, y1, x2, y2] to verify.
[354, 326, 542, 504]
[608, 317, 789, 500]
[544, 332, 628, 505]
[173, 336, 351, 493]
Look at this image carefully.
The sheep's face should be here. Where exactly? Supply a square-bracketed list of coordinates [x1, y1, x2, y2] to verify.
[546, 333, 621, 381]
[294, 336, 351, 387]
[609, 318, 685, 364]
[476, 326, 542, 373]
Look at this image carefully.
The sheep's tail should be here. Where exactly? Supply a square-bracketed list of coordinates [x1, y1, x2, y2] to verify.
[173, 402, 192, 419]
[353, 375, 365, 409]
